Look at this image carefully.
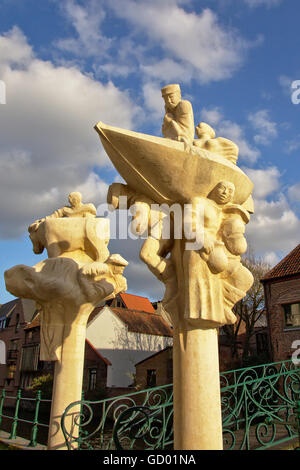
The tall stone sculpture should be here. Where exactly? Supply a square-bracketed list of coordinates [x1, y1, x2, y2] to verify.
[94, 84, 254, 450]
[4, 192, 128, 450]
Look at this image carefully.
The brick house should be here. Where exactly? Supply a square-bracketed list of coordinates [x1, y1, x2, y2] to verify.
[261, 243, 300, 362]
[0, 298, 36, 393]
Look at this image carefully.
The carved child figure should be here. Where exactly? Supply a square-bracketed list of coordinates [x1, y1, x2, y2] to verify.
[194, 122, 239, 164]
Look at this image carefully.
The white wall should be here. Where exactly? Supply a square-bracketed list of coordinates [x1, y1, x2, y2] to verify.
[86, 307, 172, 387]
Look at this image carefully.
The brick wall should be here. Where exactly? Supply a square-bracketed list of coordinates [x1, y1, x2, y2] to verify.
[264, 275, 300, 362]
[135, 347, 173, 390]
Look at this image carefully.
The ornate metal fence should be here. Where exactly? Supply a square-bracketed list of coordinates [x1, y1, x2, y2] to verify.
[61, 359, 300, 450]
[0, 388, 50, 447]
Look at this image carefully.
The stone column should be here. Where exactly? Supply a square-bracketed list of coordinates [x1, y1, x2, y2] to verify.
[47, 316, 88, 450]
[173, 322, 223, 450]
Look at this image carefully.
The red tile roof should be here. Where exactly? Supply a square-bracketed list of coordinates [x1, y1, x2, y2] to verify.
[119, 293, 155, 313]
[262, 244, 300, 281]
[110, 307, 173, 337]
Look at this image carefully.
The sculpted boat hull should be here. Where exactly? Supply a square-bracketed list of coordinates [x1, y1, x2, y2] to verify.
[95, 122, 253, 206]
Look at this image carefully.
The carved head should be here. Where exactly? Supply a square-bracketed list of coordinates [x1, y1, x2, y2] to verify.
[161, 84, 181, 110]
[28, 223, 45, 254]
[68, 191, 82, 208]
[195, 122, 216, 139]
[208, 181, 235, 205]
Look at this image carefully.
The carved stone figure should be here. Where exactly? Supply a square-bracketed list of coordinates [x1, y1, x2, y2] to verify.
[4, 195, 127, 450]
[161, 84, 195, 146]
[193, 122, 239, 164]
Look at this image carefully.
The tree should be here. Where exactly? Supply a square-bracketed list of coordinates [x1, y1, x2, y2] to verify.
[222, 253, 270, 366]
[29, 373, 53, 399]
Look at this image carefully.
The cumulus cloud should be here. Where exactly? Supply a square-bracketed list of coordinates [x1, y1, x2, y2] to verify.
[110, 2, 256, 83]
[0, 27, 140, 238]
[242, 166, 281, 199]
[55, 0, 111, 57]
[248, 110, 277, 146]
[55, 1, 260, 85]
[288, 182, 300, 203]
[246, 196, 300, 255]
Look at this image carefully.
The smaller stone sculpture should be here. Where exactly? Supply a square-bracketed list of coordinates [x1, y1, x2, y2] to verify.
[161, 84, 195, 147]
[4, 193, 128, 449]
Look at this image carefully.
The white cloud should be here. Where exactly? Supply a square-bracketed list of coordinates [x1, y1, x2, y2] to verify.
[108, 2, 258, 83]
[141, 58, 194, 84]
[278, 74, 293, 96]
[142, 82, 164, 120]
[200, 107, 260, 163]
[55, 0, 111, 57]
[242, 166, 281, 199]
[244, 0, 282, 7]
[248, 110, 277, 146]
[288, 182, 300, 202]
[263, 251, 280, 267]
[0, 27, 140, 238]
[246, 195, 300, 255]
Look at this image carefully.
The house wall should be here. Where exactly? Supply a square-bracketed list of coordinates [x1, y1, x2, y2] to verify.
[0, 300, 30, 393]
[135, 348, 173, 389]
[86, 307, 173, 388]
[264, 275, 300, 362]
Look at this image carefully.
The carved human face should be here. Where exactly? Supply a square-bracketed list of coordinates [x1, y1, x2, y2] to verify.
[164, 91, 181, 111]
[68, 192, 82, 208]
[211, 182, 235, 205]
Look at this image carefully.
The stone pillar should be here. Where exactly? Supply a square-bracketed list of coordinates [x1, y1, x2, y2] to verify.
[173, 322, 223, 450]
[47, 319, 87, 450]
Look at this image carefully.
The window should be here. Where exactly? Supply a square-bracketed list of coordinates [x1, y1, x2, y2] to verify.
[147, 369, 156, 387]
[15, 314, 20, 332]
[20, 345, 39, 371]
[256, 332, 269, 354]
[7, 364, 16, 379]
[88, 368, 97, 391]
[283, 303, 300, 329]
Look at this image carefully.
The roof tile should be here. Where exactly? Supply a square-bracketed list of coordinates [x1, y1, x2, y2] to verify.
[262, 244, 300, 280]
[119, 293, 155, 313]
[111, 307, 173, 337]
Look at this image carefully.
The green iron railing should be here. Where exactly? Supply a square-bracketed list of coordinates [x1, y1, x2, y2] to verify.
[1, 360, 299, 450]
[61, 359, 300, 450]
[0, 388, 51, 447]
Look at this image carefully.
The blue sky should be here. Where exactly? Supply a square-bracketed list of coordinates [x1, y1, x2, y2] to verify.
[0, 0, 300, 304]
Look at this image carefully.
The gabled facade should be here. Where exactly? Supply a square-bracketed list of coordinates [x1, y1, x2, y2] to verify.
[86, 305, 173, 388]
[0, 298, 36, 392]
[261, 244, 300, 362]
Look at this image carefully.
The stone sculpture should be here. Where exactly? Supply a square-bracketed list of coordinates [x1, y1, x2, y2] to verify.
[4, 192, 127, 449]
[161, 83, 195, 148]
[94, 83, 254, 450]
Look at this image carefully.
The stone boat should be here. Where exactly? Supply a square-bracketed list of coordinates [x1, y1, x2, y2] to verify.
[94, 121, 253, 207]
